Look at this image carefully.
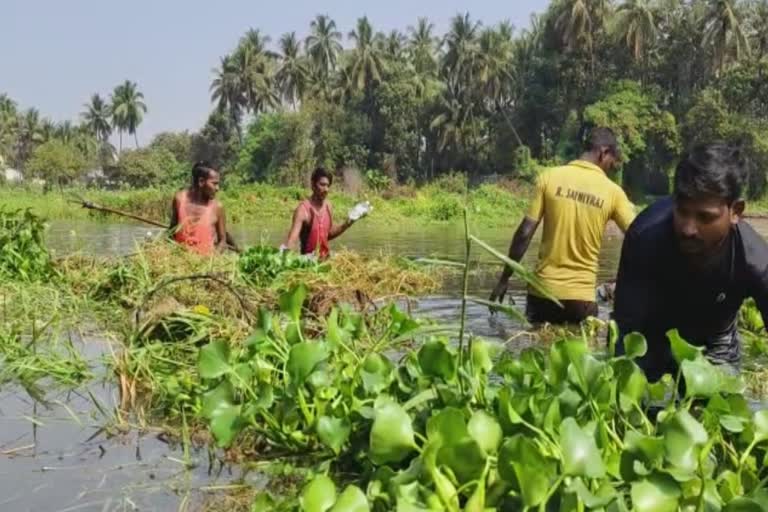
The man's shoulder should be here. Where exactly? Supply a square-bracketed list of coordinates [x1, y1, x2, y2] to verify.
[736, 220, 768, 272]
[626, 196, 674, 241]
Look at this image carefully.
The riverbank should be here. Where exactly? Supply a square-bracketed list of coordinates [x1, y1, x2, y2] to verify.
[0, 181, 531, 229]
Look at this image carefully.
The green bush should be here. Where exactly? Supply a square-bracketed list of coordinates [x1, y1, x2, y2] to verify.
[432, 171, 468, 194]
[428, 194, 462, 221]
[0, 209, 55, 281]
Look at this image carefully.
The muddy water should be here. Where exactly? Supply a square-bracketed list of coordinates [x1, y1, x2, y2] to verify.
[2, 218, 767, 511]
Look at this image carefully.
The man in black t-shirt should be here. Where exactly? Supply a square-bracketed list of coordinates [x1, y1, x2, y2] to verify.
[612, 143, 768, 382]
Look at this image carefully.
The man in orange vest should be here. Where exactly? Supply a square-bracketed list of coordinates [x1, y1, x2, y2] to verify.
[169, 160, 229, 255]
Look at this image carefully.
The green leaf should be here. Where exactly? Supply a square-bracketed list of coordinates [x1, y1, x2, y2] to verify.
[470, 338, 498, 374]
[559, 417, 606, 479]
[437, 436, 486, 484]
[467, 297, 527, 324]
[201, 382, 243, 447]
[754, 410, 768, 442]
[615, 359, 647, 412]
[287, 342, 328, 386]
[418, 339, 456, 380]
[720, 415, 748, 433]
[681, 358, 722, 398]
[388, 303, 420, 336]
[550, 338, 588, 386]
[280, 283, 308, 323]
[631, 473, 681, 512]
[301, 474, 337, 512]
[660, 410, 708, 473]
[723, 498, 765, 512]
[623, 332, 648, 359]
[209, 402, 243, 447]
[620, 431, 665, 481]
[317, 416, 351, 455]
[648, 374, 674, 402]
[370, 395, 417, 465]
[667, 329, 703, 364]
[330, 485, 369, 512]
[469, 235, 560, 303]
[201, 380, 236, 419]
[198, 341, 231, 379]
[326, 308, 344, 349]
[360, 353, 394, 395]
[468, 410, 502, 455]
[426, 407, 468, 444]
[498, 434, 554, 507]
[568, 478, 616, 508]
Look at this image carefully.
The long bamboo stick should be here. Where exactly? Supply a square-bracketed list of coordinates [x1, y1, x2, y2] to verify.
[68, 197, 241, 253]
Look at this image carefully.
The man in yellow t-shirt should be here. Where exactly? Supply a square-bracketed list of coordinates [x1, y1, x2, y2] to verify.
[489, 127, 636, 324]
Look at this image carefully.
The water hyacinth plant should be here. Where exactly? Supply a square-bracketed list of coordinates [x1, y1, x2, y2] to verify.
[186, 209, 768, 510]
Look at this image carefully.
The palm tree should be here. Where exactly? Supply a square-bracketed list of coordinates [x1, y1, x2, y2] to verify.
[211, 55, 245, 141]
[0, 94, 15, 115]
[378, 30, 407, 60]
[347, 17, 386, 93]
[703, 0, 750, 75]
[556, 0, 595, 53]
[750, 0, 768, 59]
[277, 32, 309, 108]
[443, 13, 481, 83]
[56, 120, 75, 143]
[305, 15, 343, 81]
[40, 118, 56, 143]
[80, 94, 112, 143]
[476, 28, 514, 107]
[111, 80, 147, 150]
[15, 109, 44, 170]
[613, 0, 657, 63]
[613, 0, 657, 82]
[407, 18, 440, 76]
[235, 39, 280, 116]
[237, 28, 276, 59]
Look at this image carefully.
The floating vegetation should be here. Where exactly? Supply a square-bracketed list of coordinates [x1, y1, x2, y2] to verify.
[0, 208, 56, 281]
[238, 245, 328, 286]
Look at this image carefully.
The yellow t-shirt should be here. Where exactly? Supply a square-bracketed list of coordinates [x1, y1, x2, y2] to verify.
[526, 160, 636, 302]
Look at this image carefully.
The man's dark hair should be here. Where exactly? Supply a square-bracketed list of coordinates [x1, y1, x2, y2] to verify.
[674, 143, 746, 204]
[584, 127, 620, 158]
[311, 167, 333, 186]
[192, 160, 217, 187]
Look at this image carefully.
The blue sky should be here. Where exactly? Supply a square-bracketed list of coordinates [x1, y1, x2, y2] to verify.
[1, 0, 549, 144]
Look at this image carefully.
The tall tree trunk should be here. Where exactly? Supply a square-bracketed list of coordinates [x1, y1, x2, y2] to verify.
[119, 130, 123, 154]
[134, 131, 139, 148]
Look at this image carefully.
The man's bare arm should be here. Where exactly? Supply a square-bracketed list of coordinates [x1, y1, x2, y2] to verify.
[283, 207, 307, 250]
[329, 218, 353, 240]
[168, 196, 179, 238]
[489, 217, 540, 303]
[215, 203, 227, 249]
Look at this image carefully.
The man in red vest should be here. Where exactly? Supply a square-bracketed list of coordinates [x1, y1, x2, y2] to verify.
[282, 167, 365, 260]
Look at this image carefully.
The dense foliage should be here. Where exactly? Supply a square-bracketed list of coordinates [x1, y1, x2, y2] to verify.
[0, 209, 55, 281]
[4, 0, 768, 195]
[186, 284, 768, 511]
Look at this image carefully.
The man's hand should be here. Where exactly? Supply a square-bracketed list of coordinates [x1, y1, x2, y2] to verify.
[489, 277, 510, 314]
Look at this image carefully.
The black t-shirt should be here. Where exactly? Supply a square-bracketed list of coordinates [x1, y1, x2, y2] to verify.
[613, 197, 768, 381]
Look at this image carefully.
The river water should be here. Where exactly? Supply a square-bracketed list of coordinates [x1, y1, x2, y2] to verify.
[2, 218, 767, 511]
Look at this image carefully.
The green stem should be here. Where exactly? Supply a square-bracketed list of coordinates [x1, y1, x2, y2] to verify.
[458, 209, 470, 367]
[539, 474, 565, 512]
